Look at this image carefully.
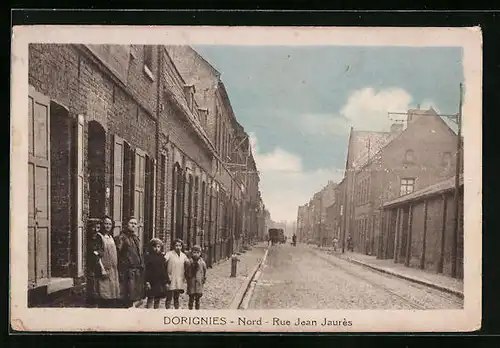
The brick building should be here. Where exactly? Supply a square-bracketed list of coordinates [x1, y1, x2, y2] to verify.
[382, 175, 464, 279]
[296, 181, 337, 246]
[351, 109, 457, 255]
[28, 44, 160, 305]
[27, 44, 263, 306]
[256, 197, 266, 241]
[342, 127, 399, 255]
[348, 108, 460, 258]
[296, 204, 308, 243]
[165, 45, 263, 255]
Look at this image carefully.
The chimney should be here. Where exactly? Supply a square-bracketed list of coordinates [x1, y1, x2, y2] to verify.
[390, 123, 404, 134]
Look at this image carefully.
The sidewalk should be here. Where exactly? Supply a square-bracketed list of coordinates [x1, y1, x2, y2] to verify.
[136, 243, 267, 309]
[312, 245, 464, 298]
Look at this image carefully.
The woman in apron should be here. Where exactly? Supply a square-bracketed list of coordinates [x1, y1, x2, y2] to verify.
[90, 216, 121, 308]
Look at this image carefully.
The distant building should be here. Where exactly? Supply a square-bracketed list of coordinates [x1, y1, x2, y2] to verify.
[297, 181, 337, 246]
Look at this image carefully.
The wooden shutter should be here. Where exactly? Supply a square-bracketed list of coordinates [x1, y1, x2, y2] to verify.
[112, 134, 124, 237]
[134, 148, 146, 249]
[144, 155, 156, 244]
[28, 86, 51, 288]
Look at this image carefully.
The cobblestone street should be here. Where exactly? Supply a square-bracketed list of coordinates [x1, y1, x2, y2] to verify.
[247, 243, 464, 310]
[138, 244, 267, 310]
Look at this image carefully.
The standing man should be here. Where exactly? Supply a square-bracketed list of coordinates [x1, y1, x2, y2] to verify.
[292, 233, 297, 247]
[115, 217, 145, 308]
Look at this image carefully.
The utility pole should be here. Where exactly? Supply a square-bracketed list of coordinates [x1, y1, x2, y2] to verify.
[387, 84, 463, 278]
[451, 83, 463, 278]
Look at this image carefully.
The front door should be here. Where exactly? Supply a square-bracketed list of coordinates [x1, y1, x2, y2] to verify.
[28, 86, 51, 288]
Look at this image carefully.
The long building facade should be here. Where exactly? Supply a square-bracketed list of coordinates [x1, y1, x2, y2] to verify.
[27, 44, 265, 306]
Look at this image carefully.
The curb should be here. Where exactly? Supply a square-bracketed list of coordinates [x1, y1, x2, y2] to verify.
[229, 248, 269, 310]
[336, 253, 464, 299]
[310, 247, 464, 299]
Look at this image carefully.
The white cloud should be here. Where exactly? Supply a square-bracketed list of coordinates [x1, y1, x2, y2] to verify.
[298, 87, 440, 135]
[249, 132, 343, 223]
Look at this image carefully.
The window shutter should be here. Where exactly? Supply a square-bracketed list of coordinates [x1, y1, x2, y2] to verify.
[112, 134, 124, 237]
[28, 86, 52, 287]
[134, 148, 146, 248]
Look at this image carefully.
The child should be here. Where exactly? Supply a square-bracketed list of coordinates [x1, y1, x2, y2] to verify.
[145, 238, 170, 309]
[185, 245, 207, 310]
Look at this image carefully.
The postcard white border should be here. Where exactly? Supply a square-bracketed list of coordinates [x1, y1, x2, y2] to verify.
[10, 25, 482, 332]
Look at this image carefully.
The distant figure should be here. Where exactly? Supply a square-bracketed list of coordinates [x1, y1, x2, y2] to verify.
[292, 234, 297, 246]
[332, 237, 339, 252]
[347, 234, 354, 252]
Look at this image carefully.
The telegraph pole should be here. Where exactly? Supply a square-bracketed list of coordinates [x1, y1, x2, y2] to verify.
[451, 83, 463, 278]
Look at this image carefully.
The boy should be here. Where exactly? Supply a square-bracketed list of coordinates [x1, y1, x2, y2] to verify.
[185, 245, 207, 310]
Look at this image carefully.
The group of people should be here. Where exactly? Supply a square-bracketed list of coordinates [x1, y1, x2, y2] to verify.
[87, 216, 207, 310]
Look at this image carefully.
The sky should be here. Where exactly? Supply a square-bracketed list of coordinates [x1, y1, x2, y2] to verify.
[193, 45, 464, 223]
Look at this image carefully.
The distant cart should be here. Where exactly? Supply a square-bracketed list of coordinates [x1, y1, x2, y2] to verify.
[268, 228, 285, 245]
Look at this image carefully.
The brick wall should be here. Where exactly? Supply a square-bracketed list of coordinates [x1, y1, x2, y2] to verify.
[166, 105, 212, 173]
[351, 114, 459, 257]
[165, 46, 219, 143]
[384, 188, 463, 278]
[49, 107, 74, 277]
[28, 44, 158, 289]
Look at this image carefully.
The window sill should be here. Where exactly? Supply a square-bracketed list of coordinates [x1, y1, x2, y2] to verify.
[143, 64, 155, 81]
[29, 277, 75, 294]
[47, 277, 75, 294]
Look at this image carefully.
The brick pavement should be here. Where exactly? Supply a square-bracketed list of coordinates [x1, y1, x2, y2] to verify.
[137, 243, 267, 310]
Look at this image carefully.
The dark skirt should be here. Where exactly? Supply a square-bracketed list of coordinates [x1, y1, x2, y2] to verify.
[146, 282, 167, 298]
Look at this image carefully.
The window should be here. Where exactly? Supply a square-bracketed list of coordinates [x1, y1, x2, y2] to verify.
[442, 152, 452, 167]
[404, 149, 415, 163]
[400, 178, 415, 196]
[366, 178, 370, 202]
[143, 45, 153, 72]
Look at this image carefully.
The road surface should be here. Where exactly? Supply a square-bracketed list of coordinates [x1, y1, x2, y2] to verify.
[246, 243, 463, 310]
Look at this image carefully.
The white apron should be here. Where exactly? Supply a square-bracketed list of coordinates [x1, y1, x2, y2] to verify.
[165, 250, 188, 291]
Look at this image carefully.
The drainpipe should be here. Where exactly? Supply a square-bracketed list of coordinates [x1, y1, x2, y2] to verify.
[155, 45, 162, 241]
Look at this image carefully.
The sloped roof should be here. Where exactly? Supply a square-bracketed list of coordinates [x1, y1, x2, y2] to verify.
[355, 108, 460, 171]
[349, 130, 395, 169]
[162, 50, 211, 144]
[383, 174, 464, 208]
